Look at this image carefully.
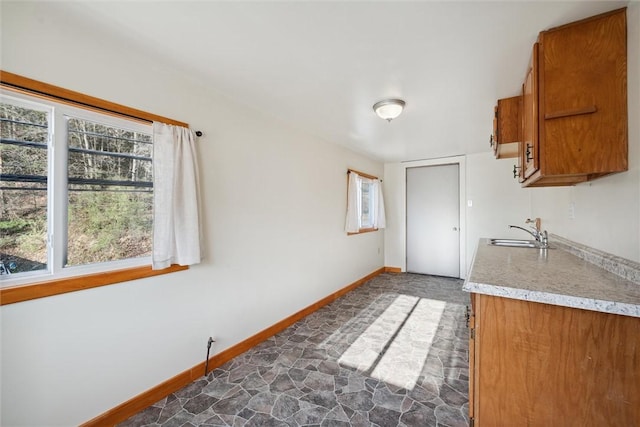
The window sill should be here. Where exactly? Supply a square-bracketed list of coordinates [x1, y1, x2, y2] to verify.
[0, 264, 188, 306]
[347, 228, 379, 236]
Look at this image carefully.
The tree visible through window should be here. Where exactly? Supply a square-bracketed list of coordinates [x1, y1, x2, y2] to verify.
[0, 101, 49, 274]
[0, 93, 153, 279]
[66, 117, 152, 266]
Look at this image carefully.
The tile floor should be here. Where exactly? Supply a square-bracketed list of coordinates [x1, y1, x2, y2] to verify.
[119, 273, 470, 427]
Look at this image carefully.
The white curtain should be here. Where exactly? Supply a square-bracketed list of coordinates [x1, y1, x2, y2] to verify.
[345, 172, 387, 232]
[345, 171, 361, 232]
[152, 122, 202, 270]
[373, 179, 386, 229]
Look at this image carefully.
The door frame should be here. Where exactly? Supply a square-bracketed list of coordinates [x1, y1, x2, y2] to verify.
[400, 156, 466, 279]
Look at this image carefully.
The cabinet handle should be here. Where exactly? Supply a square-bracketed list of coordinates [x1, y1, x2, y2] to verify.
[513, 164, 521, 179]
[489, 134, 494, 147]
[544, 105, 597, 120]
[526, 144, 533, 162]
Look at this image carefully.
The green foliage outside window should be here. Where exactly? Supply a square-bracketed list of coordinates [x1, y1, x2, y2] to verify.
[1, 100, 153, 276]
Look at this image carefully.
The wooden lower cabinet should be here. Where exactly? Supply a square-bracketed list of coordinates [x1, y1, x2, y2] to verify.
[469, 293, 640, 426]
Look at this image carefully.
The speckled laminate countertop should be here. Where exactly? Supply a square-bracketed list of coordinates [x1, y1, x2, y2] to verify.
[463, 238, 640, 318]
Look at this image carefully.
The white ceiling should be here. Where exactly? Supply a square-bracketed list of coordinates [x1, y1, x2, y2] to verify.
[58, 1, 629, 162]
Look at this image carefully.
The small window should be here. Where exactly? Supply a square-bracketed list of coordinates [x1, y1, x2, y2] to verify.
[345, 169, 385, 234]
[1, 91, 153, 285]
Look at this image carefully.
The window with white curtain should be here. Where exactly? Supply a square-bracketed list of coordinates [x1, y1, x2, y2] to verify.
[345, 169, 386, 234]
[0, 72, 194, 305]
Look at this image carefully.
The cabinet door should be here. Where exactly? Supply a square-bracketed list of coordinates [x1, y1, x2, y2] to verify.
[497, 96, 521, 144]
[475, 294, 640, 426]
[539, 9, 627, 176]
[491, 105, 498, 156]
[494, 97, 521, 159]
[522, 43, 538, 179]
[515, 87, 525, 182]
[468, 297, 476, 424]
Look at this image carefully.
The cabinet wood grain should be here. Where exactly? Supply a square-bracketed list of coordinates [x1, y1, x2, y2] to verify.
[513, 8, 628, 187]
[493, 96, 521, 159]
[471, 293, 640, 426]
[521, 43, 539, 181]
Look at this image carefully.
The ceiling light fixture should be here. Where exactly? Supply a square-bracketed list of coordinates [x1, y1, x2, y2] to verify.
[373, 99, 406, 122]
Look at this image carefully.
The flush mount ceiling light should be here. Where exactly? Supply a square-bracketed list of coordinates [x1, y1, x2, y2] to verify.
[373, 99, 406, 122]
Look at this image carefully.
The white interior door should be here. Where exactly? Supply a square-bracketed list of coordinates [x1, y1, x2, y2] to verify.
[406, 164, 460, 277]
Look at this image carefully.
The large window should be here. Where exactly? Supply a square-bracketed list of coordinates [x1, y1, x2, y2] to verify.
[1, 91, 153, 286]
[0, 72, 190, 305]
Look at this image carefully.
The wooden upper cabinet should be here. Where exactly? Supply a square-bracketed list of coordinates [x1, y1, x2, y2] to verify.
[520, 8, 628, 187]
[492, 96, 521, 159]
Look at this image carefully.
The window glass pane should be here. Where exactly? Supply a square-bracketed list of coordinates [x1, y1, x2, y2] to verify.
[360, 179, 374, 229]
[0, 101, 49, 275]
[66, 117, 152, 266]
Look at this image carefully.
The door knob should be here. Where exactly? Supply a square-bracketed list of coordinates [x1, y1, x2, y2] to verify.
[453, 227, 458, 231]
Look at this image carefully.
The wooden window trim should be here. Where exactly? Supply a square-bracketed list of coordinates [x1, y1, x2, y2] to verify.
[346, 169, 380, 235]
[347, 227, 378, 236]
[0, 265, 188, 306]
[347, 168, 378, 181]
[0, 70, 187, 127]
[0, 71, 190, 305]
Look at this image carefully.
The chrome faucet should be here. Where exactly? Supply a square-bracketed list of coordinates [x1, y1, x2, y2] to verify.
[509, 225, 549, 248]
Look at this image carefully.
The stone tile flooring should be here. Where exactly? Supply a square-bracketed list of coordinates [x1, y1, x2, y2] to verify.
[119, 273, 470, 427]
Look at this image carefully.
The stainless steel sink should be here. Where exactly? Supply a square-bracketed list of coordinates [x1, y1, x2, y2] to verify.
[488, 238, 539, 248]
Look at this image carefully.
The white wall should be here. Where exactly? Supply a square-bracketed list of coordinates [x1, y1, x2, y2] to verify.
[0, 3, 384, 426]
[465, 153, 533, 271]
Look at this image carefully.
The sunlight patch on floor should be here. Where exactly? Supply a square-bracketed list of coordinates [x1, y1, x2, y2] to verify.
[371, 298, 446, 389]
[338, 294, 419, 372]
